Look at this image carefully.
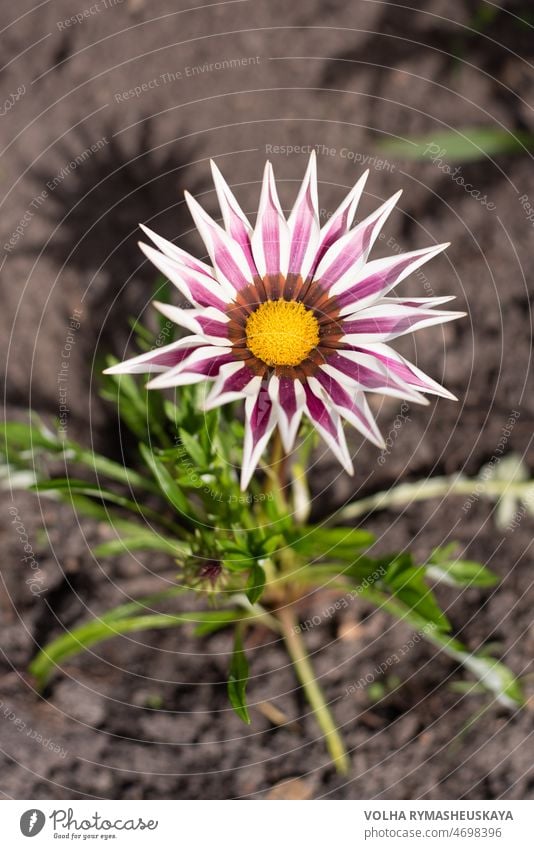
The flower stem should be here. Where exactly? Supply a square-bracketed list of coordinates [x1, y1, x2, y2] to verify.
[277, 604, 350, 775]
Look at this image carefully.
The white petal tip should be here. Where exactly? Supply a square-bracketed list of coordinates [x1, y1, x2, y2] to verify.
[414, 395, 431, 406]
[184, 190, 196, 209]
[138, 240, 154, 257]
[240, 470, 253, 491]
[145, 375, 168, 390]
[210, 159, 223, 178]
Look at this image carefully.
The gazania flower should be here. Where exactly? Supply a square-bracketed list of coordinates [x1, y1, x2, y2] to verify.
[105, 153, 462, 488]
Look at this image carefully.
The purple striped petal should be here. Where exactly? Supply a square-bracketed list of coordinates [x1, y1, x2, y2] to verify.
[334, 243, 450, 314]
[268, 375, 305, 452]
[310, 371, 384, 447]
[146, 346, 235, 389]
[241, 384, 277, 489]
[138, 242, 229, 311]
[354, 343, 457, 399]
[210, 160, 258, 276]
[196, 314, 231, 340]
[139, 223, 215, 277]
[251, 161, 290, 277]
[314, 190, 402, 290]
[185, 191, 252, 293]
[153, 302, 231, 345]
[103, 336, 204, 375]
[342, 304, 465, 343]
[311, 169, 368, 272]
[287, 152, 320, 279]
[380, 295, 456, 309]
[204, 362, 260, 410]
[303, 383, 353, 473]
[321, 352, 427, 403]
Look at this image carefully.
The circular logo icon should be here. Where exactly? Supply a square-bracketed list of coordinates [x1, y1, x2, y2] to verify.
[20, 810, 46, 837]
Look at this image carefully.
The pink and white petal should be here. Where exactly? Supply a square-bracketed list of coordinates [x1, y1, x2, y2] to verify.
[241, 385, 278, 490]
[268, 375, 305, 452]
[355, 343, 458, 400]
[314, 190, 402, 291]
[185, 191, 252, 293]
[287, 151, 320, 280]
[139, 223, 215, 278]
[103, 336, 204, 375]
[210, 160, 257, 277]
[312, 169, 369, 271]
[203, 362, 261, 410]
[341, 304, 465, 343]
[334, 243, 450, 314]
[303, 382, 353, 474]
[138, 241, 229, 311]
[153, 301, 231, 346]
[379, 295, 456, 309]
[310, 372, 384, 448]
[146, 346, 235, 389]
[321, 352, 428, 405]
[251, 161, 290, 277]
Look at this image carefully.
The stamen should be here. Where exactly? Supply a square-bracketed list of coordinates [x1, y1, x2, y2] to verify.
[245, 299, 320, 367]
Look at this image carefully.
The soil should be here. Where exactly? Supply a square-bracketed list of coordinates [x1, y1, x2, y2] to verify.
[1, 0, 533, 800]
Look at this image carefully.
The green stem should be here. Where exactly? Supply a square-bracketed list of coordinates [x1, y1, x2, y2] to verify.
[277, 604, 350, 775]
[334, 474, 534, 523]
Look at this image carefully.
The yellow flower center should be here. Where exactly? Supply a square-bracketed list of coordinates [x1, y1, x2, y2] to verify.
[245, 299, 320, 367]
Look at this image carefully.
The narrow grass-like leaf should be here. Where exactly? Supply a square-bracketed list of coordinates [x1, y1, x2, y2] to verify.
[362, 587, 523, 708]
[426, 559, 498, 588]
[227, 626, 251, 724]
[139, 443, 191, 517]
[178, 428, 207, 468]
[375, 128, 534, 162]
[30, 597, 241, 690]
[246, 563, 266, 605]
[290, 526, 374, 559]
[93, 532, 190, 558]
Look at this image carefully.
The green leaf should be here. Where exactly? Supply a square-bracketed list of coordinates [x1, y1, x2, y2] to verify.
[375, 128, 534, 162]
[31, 478, 140, 510]
[246, 563, 266, 605]
[227, 627, 251, 724]
[29, 592, 241, 690]
[290, 526, 374, 560]
[178, 428, 207, 468]
[361, 586, 524, 709]
[193, 609, 241, 636]
[382, 555, 450, 632]
[426, 559, 498, 588]
[29, 478, 175, 531]
[93, 531, 190, 558]
[139, 443, 191, 517]
[0, 420, 60, 453]
[70, 447, 157, 493]
[430, 638, 524, 710]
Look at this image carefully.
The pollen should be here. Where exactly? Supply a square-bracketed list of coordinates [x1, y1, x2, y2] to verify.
[245, 299, 320, 367]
